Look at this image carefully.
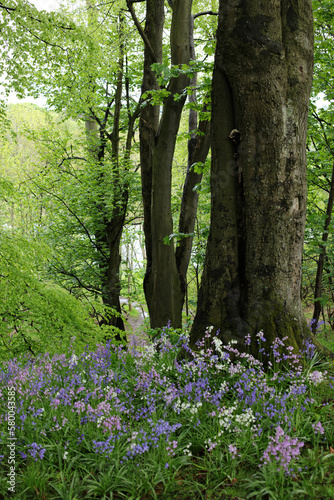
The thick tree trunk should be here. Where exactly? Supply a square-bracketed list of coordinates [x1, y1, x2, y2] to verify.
[190, 0, 314, 355]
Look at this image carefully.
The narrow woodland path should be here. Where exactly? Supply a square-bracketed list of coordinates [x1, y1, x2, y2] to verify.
[120, 297, 149, 346]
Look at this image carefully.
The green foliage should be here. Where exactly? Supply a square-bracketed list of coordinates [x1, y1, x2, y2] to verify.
[163, 232, 196, 246]
[0, 0, 218, 330]
[302, 2, 334, 333]
[0, 230, 107, 359]
[313, 0, 334, 102]
[0, 176, 15, 201]
[150, 61, 203, 87]
[0, 104, 125, 358]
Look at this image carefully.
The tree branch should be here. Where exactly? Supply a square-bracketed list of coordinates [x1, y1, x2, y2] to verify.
[52, 264, 101, 295]
[126, 0, 157, 64]
[33, 183, 109, 259]
[193, 11, 219, 19]
[0, 2, 75, 30]
[16, 23, 67, 51]
[0, 3, 15, 12]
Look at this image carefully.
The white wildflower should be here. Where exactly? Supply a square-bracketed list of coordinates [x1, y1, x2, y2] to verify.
[69, 354, 78, 368]
[308, 370, 325, 386]
[183, 443, 192, 456]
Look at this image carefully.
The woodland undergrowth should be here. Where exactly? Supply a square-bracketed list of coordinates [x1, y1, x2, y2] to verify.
[0, 326, 334, 500]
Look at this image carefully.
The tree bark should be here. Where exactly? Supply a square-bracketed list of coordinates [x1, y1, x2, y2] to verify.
[82, 2, 126, 337]
[84, 28, 136, 337]
[135, 1, 213, 329]
[176, 117, 211, 298]
[138, 0, 164, 315]
[147, 0, 193, 329]
[190, 0, 314, 355]
[176, 13, 211, 304]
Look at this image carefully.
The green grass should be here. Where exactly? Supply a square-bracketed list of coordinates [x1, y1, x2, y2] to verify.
[318, 333, 334, 353]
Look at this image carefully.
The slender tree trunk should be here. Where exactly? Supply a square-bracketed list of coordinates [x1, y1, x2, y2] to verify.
[83, 1, 125, 336]
[138, 0, 164, 318]
[312, 161, 334, 332]
[190, 0, 314, 355]
[101, 214, 126, 333]
[176, 116, 211, 292]
[175, 14, 211, 304]
[136, 0, 193, 329]
[84, 11, 138, 337]
[85, 115, 126, 335]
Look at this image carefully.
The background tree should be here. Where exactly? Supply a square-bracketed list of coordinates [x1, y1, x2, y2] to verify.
[304, 0, 334, 335]
[0, 106, 107, 358]
[0, 0, 142, 336]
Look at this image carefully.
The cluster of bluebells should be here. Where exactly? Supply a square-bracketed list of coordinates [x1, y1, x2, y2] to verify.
[0, 325, 329, 477]
[302, 337, 316, 360]
[92, 435, 117, 458]
[122, 420, 182, 462]
[228, 444, 239, 459]
[308, 319, 325, 336]
[261, 426, 304, 474]
[312, 421, 325, 435]
[27, 442, 46, 461]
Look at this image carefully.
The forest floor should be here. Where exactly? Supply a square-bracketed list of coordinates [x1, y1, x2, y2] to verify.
[2, 314, 334, 500]
[121, 299, 334, 353]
